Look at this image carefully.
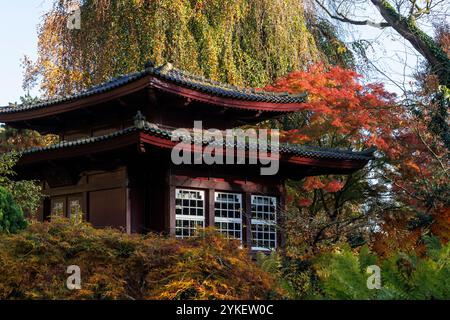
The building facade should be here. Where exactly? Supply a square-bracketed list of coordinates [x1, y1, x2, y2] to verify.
[0, 62, 374, 251]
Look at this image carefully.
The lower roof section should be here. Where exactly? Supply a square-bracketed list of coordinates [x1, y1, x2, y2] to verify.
[17, 125, 375, 178]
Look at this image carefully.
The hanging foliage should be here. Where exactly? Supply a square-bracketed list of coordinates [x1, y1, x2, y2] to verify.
[24, 0, 326, 97]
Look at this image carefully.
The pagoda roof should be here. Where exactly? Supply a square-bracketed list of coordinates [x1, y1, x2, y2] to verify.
[0, 62, 307, 122]
[17, 125, 375, 175]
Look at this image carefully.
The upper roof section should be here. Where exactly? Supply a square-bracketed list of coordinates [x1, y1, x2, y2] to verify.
[0, 62, 307, 125]
[16, 123, 375, 178]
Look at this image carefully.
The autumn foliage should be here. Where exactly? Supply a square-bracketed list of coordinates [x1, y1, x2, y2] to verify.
[264, 63, 449, 257]
[265, 63, 398, 149]
[0, 218, 280, 300]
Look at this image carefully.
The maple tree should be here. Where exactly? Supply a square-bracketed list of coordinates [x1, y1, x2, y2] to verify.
[0, 218, 281, 299]
[264, 63, 448, 257]
[265, 63, 398, 149]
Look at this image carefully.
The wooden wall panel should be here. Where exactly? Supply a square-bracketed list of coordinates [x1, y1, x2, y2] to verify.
[88, 169, 126, 187]
[128, 186, 146, 233]
[89, 188, 126, 229]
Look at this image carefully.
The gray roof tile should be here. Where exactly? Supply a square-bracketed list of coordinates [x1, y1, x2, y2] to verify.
[1, 63, 307, 114]
[20, 126, 375, 162]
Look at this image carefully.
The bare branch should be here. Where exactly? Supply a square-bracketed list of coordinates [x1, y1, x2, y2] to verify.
[315, 0, 391, 29]
[370, 0, 450, 86]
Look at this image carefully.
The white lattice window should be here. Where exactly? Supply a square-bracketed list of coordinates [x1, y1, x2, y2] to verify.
[214, 192, 242, 241]
[251, 195, 277, 251]
[52, 201, 64, 216]
[69, 199, 82, 222]
[175, 189, 205, 238]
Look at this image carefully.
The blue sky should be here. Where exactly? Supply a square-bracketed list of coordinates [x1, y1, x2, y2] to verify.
[0, 1, 52, 105]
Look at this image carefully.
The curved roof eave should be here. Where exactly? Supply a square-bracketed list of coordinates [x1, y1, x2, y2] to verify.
[17, 125, 375, 171]
[0, 63, 308, 122]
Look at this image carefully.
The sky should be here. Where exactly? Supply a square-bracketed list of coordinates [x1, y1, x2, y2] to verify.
[0, 1, 53, 106]
[333, 4, 432, 95]
[0, 1, 446, 106]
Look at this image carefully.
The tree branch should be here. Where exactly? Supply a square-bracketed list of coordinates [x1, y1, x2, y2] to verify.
[315, 0, 390, 29]
[370, 0, 450, 86]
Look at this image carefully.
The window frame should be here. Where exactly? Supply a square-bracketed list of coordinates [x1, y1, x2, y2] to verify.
[214, 191, 243, 242]
[250, 195, 277, 251]
[175, 188, 205, 238]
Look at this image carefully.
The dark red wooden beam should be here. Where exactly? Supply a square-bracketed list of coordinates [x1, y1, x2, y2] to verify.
[1, 75, 304, 123]
[0, 77, 151, 122]
[16, 130, 368, 174]
[149, 77, 304, 112]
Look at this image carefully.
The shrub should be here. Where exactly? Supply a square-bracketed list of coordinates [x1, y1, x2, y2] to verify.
[0, 186, 27, 233]
[312, 239, 450, 299]
[0, 153, 43, 217]
[0, 218, 281, 300]
[257, 251, 319, 299]
[258, 238, 450, 300]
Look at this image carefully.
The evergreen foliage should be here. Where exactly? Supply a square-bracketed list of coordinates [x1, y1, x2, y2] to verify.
[0, 187, 27, 233]
[0, 153, 43, 217]
[258, 238, 450, 300]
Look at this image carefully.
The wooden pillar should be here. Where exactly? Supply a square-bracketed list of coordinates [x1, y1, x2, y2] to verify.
[167, 185, 176, 236]
[125, 187, 131, 234]
[82, 191, 88, 222]
[278, 183, 287, 251]
[207, 188, 215, 228]
[244, 192, 252, 248]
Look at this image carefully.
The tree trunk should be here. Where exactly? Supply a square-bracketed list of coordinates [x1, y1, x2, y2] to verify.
[370, 0, 450, 87]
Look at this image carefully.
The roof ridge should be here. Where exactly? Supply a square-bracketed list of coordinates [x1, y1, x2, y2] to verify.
[150, 63, 306, 99]
[0, 70, 149, 113]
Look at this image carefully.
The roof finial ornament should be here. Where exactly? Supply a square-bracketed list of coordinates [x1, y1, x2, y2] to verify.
[158, 62, 173, 74]
[134, 110, 146, 129]
[145, 60, 155, 69]
[365, 145, 377, 156]
[134, 110, 159, 130]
